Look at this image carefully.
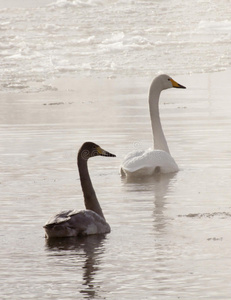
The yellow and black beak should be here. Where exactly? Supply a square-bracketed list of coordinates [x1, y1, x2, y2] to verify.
[97, 146, 116, 157]
[170, 78, 186, 89]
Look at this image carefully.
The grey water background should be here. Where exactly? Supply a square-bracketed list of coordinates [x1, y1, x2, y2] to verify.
[1, 0, 231, 299]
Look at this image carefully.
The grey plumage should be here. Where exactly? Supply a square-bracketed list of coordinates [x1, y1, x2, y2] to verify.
[44, 142, 115, 239]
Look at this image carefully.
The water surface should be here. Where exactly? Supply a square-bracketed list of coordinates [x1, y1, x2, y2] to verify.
[1, 71, 231, 299]
[1, 0, 231, 298]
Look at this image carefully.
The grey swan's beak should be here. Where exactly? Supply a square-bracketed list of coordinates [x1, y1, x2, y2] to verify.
[97, 146, 116, 157]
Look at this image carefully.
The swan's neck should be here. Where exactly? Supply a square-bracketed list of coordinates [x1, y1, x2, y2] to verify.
[77, 155, 105, 220]
[149, 87, 170, 154]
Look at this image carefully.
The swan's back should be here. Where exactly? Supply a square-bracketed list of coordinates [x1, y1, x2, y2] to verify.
[121, 149, 179, 177]
[44, 209, 111, 238]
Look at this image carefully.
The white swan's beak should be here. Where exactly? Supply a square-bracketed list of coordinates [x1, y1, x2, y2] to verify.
[170, 78, 186, 89]
[97, 146, 116, 157]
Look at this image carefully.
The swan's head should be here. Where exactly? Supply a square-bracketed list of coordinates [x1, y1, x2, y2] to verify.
[153, 74, 186, 91]
[79, 142, 116, 160]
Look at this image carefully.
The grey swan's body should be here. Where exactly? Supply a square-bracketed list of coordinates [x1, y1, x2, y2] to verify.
[44, 142, 116, 238]
[120, 74, 186, 177]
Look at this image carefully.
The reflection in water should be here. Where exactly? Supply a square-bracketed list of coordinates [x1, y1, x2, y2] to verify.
[122, 173, 177, 292]
[152, 173, 176, 234]
[46, 235, 106, 299]
[122, 172, 176, 234]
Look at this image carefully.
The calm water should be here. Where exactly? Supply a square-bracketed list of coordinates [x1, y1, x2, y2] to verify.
[1, 71, 231, 299]
[1, 0, 231, 299]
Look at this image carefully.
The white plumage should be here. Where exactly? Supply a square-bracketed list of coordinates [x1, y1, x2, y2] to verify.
[121, 148, 179, 177]
[121, 74, 186, 177]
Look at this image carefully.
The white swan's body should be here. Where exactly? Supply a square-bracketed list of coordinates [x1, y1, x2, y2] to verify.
[121, 149, 179, 177]
[121, 74, 185, 177]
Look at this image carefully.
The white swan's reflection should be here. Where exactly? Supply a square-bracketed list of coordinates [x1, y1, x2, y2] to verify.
[122, 172, 176, 234]
[45, 235, 106, 298]
[152, 173, 176, 234]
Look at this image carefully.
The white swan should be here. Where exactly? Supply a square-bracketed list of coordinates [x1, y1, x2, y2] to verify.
[121, 74, 186, 177]
[44, 142, 116, 238]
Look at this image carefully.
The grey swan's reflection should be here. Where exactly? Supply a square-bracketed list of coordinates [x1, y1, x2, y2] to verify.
[46, 234, 106, 298]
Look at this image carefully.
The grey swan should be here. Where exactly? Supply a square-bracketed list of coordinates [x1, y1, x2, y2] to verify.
[44, 142, 116, 238]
